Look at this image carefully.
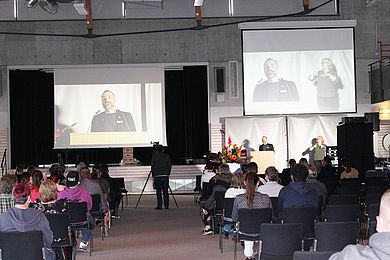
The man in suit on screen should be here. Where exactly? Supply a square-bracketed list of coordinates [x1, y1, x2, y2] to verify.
[253, 58, 300, 102]
[91, 90, 136, 132]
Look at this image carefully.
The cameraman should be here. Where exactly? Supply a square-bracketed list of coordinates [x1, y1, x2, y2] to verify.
[151, 144, 172, 210]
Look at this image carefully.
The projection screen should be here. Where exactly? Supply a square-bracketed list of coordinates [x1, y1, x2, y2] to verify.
[241, 20, 357, 116]
[54, 66, 167, 149]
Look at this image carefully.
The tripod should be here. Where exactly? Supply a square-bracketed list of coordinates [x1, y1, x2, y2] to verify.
[135, 170, 178, 208]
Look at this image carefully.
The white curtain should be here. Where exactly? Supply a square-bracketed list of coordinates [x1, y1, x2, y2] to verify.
[225, 117, 286, 172]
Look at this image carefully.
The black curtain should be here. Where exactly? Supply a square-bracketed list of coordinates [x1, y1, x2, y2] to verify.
[9, 70, 122, 168]
[164, 66, 209, 164]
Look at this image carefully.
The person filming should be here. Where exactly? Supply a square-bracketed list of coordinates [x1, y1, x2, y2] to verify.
[151, 144, 171, 210]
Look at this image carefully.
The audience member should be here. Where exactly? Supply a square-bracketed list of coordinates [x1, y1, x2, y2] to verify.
[201, 161, 216, 188]
[234, 157, 248, 174]
[0, 174, 17, 213]
[277, 164, 319, 218]
[231, 172, 272, 260]
[29, 170, 43, 203]
[306, 164, 327, 205]
[92, 164, 111, 229]
[58, 171, 93, 252]
[258, 166, 283, 197]
[14, 164, 24, 182]
[0, 183, 55, 260]
[32, 179, 68, 214]
[299, 157, 309, 168]
[329, 189, 390, 259]
[280, 159, 296, 186]
[339, 158, 359, 180]
[26, 165, 36, 176]
[318, 156, 338, 197]
[99, 164, 122, 219]
[247, 162, 266, 184]
[49, 163, 65, 191]
[225, 173, 245, 198]
[19, 171, 30, 184]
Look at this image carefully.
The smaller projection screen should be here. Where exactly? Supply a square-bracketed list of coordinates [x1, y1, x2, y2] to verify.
[54, 66, 167, 149]
[241, 21, 356, 115]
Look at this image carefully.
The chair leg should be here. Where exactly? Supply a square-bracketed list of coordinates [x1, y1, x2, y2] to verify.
[234, 234, 237, 260]
[257, 240, 262, 260]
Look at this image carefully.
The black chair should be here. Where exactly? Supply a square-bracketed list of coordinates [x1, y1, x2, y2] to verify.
[111, 177, 128, 211]
[193, 175, 202, 203]
[324, 204, 360, 222]
[365, 194, 382, 205]
[90, 194, 106, 241]
[293, 251, 336, 260]
[282, 207, 317, 239]
[365, 186, 387, 195]
[314, 221, 360, 251]
[328, 195, 359, 205]
[368, 220, 377, 237]
[270, 197, 278, 219]
[366, 204, 379, 238]
[0, 230, 45, 260]
[212, 190, 225, 238]
[259, 223, 304, 259]
[45, 213, 73, 260]
[335, 186, 361, 195]
[201, 182, 210, 200]
[219, 197, 234, 253]
[68, 201, 93, 256]
[234, 208, 272, 260]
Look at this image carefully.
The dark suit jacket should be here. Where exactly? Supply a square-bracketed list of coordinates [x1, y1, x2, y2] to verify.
[259, 143, 274, 151]
[253, 78, 299, 102]
[91, 110, 136, 132]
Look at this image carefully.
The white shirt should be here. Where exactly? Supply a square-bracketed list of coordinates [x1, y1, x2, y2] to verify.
[201, 170, 216, 187]
[257, 181, 283, 197]
[224, 187, 246, 198]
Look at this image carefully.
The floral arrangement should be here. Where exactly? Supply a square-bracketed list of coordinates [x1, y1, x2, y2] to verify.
[219, 137, 244, 163]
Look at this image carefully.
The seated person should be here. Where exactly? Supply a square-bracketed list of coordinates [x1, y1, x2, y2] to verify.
[231, 172, 272, 260]
[29, 170, 44, 204]
[339, 158, 359, 180]
[306, 164, 327, 206]
[280, 159, 296, 186]
[32, 179, 68, 214]
[330, 189, 390, 259]
[225, 173, 245, 198]
[258, 166, 283, 197]
[0, 174, 18, 214]
[277, 164, 319, 218]
[0, 183, 55, 260]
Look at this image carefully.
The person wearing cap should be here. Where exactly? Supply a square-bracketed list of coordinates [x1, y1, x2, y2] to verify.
[0, 183, 55, 260]
[58, 171, 93, 252]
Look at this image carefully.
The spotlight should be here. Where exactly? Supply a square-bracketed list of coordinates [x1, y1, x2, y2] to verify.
[25, 0, 40, 8]
[39, 0, 59, 14]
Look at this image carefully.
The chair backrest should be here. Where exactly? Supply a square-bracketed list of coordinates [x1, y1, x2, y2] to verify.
[369, 220, 377, 237]
[45, 213, 71, 247]
[366, 186, 387, 195]
[0, 231, 44, 260]
[238, 208, 272, 236]
[365, 194, 382, 205]
[324, 204, 360, 222]
[367, 203, 380, 221]
[260, 223, 303, 257]
[68, 201, 88, 224]
[195, 175, 202, 189]
[110, 178, 125, 192]
[328, 195, 359, 205]
[335, 186, 361, 195]
[270, 197, 278, 218]
[223, 198, 234, 219]
[201, 182, 210, 198]
[90, 193, 102, 214]
[293, 251, 337, 260]
[282, 207, 317, 238]
[315, 221, 359, 251]
[214, 190, 225, 213]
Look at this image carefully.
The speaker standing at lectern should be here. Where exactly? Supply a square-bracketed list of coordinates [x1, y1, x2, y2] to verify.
[91, 90, 136, 132]
[259, 136, 274, 152]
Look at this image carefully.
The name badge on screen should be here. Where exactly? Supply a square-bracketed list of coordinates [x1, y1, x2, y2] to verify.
[117, 120, 124, 123]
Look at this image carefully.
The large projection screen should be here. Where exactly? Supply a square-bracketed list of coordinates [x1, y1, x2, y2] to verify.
[241, 20, 356, 116]
[54, 66, 167, 149]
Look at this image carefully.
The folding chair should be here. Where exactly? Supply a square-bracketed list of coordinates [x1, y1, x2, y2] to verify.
[219, 197, 234, 253]
[270, 197, 278, 220]
[259, 223, 304, 259]
[68, 201, 93, 257]
[365, 186, 387, 195]
[90, 194, 106, 240]
[314, 221, 360, 251]
[111, 178, 127, 211]
[324, 204, 360, 222]
[366, 204, 379, 238]
[0, 230, 45, 260]
[233, 208, 272, 260]
[282, 207, 317, 239]
[293, 251, 336, 260]
[365, 194, 382, 205]
[45, 212, 73, 260]
[193, 175, 202, 204]
[212, 190, 225, 237]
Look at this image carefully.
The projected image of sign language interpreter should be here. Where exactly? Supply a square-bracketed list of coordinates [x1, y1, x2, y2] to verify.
[309, 57, 343, 111]
[91, 90, 136, 132]
[253, 58, 300, 102]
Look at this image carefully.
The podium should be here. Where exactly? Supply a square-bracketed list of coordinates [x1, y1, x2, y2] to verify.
[252, 151, 275, 174]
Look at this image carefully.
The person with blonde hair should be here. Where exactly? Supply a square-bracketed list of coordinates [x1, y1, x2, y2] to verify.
[232, 172, 272, 260]
[330, 189, 390, 259]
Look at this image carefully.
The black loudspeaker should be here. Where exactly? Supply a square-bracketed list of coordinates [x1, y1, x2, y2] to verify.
[365, 112, 380, 131]
[337, 122, 374, 179]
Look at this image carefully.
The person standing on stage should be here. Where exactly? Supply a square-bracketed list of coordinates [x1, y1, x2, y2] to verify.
[91, 90, 136, 132]
[151, 144, 171, 210]
[259, 136, 274, 151]
[309, 136, 326, 173]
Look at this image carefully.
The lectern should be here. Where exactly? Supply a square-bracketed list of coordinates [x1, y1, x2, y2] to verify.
[252, 151, 275, 174]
